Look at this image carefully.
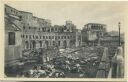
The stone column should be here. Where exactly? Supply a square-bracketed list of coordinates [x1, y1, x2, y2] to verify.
[67, 40, 70, 48]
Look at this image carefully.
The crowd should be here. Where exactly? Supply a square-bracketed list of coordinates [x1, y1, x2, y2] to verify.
[5, 47, 104, 78]
[13, 55, 101, 78]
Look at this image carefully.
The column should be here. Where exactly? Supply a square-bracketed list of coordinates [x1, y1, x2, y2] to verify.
[67, 40, 70, 48]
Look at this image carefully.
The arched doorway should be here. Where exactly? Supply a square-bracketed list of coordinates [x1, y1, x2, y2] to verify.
[63, 40, 67, 48]
[32, 40, 36, 49]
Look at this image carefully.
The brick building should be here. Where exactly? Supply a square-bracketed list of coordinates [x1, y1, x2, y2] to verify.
[5, 4, 23, 65]
[5, 4, 79, 64]
[81, 23, 106, 46]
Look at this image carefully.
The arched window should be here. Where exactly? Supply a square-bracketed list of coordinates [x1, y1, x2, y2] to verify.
[58, 41, 60, 46]
[8, 32, 15, 45]
[63, 40, 67, 48]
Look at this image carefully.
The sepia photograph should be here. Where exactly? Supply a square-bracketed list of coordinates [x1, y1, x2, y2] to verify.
[3, 1, 126, 79]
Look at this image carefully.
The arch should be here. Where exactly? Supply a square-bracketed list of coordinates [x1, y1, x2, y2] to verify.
[69, 40, 75, 48]
[25, 41, 29, 49]
[32, 40, 36, 48]
[45, 41, 49, 47]
[53, 41, 56, 46]
[58, 41, 60, 46]
[63, 40, 67, 48]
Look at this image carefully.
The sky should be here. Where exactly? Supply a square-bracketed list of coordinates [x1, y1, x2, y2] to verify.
[4, 1, 128, 32]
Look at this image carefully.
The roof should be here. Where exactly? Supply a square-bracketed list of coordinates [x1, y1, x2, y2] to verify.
[20, 10, 33, 14]
[86, 23, 106, 26]
[5, 4, 19, 13]
[101, 36, 124, 42]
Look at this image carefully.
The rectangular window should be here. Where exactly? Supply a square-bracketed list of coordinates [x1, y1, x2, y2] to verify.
[8, 32, 15, 45]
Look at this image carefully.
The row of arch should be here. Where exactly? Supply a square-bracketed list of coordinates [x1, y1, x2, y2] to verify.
[24, 40, 75, 49]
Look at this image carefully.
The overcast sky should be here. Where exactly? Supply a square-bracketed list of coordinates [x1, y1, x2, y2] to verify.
[4, 1, 128, 32]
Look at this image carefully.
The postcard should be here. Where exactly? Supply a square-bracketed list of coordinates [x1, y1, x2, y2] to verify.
[0, 0, 127, 81]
